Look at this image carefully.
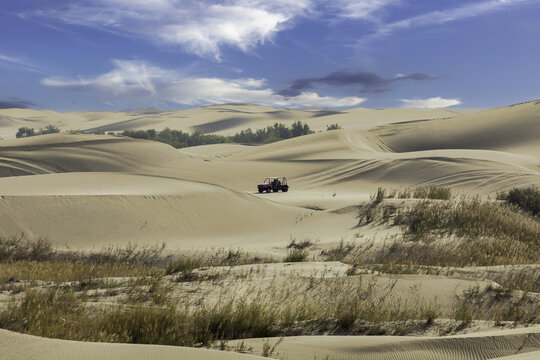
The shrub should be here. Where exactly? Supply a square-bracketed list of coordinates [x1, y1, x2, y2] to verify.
[505, 186, 540, 217]
[16, 126, 36, 138]
[16, 125, 60, 138]
[40, 125, 60, 135]
[326, 124, 342, 131]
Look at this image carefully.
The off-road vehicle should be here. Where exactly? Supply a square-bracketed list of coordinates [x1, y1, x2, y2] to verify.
[257, 177, 289, 193]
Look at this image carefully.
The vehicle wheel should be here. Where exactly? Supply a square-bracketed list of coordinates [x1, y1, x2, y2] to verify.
[258, 188, 263, 193]
[282, 188, 288, 192]
[266, 188, 271, 193]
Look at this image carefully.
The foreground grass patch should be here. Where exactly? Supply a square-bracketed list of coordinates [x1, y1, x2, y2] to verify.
[0, 237, 271, 284]
[0, 276, 443, 346]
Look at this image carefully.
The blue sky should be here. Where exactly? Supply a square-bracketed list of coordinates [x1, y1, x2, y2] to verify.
[1, 0, 539, 111]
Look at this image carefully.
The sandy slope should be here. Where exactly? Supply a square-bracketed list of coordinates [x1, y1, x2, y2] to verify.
[2, 328, 538, 360]
[232, 327, 540, 360]
[0, 329, 266, 360]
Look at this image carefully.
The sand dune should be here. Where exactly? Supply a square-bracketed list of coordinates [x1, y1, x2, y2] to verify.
[233, 327, 540, 360]
[0, 103, 460, 139]
[5, 327, 537, 360]
[0, 329, 266, 360]
[1, 101, 539, 359]
[0, 101, 539, 248]
[371, 100, 540, 155]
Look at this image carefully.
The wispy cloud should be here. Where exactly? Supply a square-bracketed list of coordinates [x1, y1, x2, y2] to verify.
[279, 70, 437, 96]
[27, 0, 315, 61]
[42, 60, 365, 108]
[0, 53, 48, 74]
[358, 0, 533, 45]
[331, 0, 401, 20]
[400, 97, 461, 108]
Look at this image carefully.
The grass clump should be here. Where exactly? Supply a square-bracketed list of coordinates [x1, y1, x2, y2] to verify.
[0, 237, 164, 283]
[394, 198, 540, 246]
[0, 237, 271, 284]
[284, 249, 308, 262]
[337, 192, 540, 268]
[453, 285, 540, 324]
[287, 238, 314, 250]
[412, 187, 452, 200]
[392, 186, 452, 200]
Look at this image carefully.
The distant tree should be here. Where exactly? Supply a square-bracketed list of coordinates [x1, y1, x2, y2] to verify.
[16, 127, 36, 138]
[40, 125, 60, 135]
[291, 120, 313, 137]
[146, 129, 157, 138]
[120, 121, 314, 148]
[326, 124, 342, 131]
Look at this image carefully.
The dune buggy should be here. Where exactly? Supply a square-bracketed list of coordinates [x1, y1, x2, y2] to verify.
[257, 177, 289, 193]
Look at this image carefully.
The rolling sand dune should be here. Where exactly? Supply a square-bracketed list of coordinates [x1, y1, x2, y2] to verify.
[0, 101, 539, 247]
[0, 104, 460, 139]
[371, 100, 540, 155]
[0, 101, 539, 359]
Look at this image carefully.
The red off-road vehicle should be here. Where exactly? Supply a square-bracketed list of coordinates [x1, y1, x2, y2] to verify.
[257, 177, 289, 193]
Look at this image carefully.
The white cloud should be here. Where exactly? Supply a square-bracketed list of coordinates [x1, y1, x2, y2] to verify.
[42, 60, 365, 108]
[333, 0, 400, 19]
[29, 0, 315, 60]
[400, 97, 461, 108]
[359, 0, 532, 45]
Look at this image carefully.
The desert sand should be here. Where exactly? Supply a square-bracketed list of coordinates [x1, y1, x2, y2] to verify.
[0, 100, 539, 359]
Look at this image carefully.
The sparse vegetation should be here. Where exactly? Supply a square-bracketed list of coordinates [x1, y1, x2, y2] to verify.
[394, 198, 540, 248]
[2, 185, 539, 350]
[284, 249, 308, 262]
[287, 238, 314, 250]
[453, 285, 540, 324]
[392, 186, 452, 200]
[0, 236, 271, 284]
[326, 124, 342, 131]
[0, 274, 446, 347]
[344, 187, 540, 269]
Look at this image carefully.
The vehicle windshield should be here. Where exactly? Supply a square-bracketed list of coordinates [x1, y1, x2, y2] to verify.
[264, 177, 284, 183]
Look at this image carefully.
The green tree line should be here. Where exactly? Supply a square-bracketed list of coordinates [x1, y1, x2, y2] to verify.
[121, 121, 313, 148]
